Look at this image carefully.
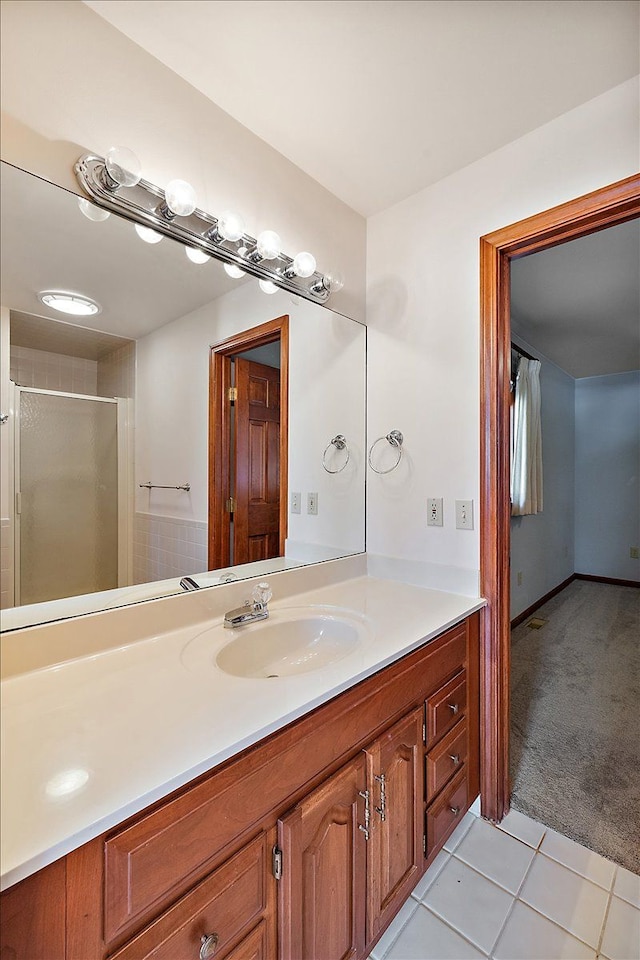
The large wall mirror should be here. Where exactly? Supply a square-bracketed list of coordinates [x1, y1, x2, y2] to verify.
[0, 162, 366, 631]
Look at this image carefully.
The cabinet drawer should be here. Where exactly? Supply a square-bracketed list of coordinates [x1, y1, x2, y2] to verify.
[426, 721, 467, 802]
[109, 833, 270, 960]
[425, 671, 466, 747]
[425, 767, 468, 856]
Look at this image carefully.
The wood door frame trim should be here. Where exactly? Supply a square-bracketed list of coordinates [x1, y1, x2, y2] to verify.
[208, 315, 289, 570]
[479, 173, 640, 823]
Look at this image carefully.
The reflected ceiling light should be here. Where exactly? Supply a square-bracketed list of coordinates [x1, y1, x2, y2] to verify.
[224, 263, 246, 279]
[75, 151, 341, 305]
[259, 279, 278, 295]
[77, 197, 110, 222]
[283, 251, 317, 279]
[135, 223, 163, 244]
[39, 291, 101, 316]
[206, 210, 245, 243]
[310, 271, 345, 295]
[185, 246, 211, 264]
[159, 178, 198, 220]
[45, 767, 90, 798]
[101, 146, 142, 191]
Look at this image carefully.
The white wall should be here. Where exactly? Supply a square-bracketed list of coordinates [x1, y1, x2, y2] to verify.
[510, 337, 575, 619]
[575, 371, 640, 582]
[0, 0, 365, 321]
[366, 78, 639, 595]
[135, 283, 365, 557]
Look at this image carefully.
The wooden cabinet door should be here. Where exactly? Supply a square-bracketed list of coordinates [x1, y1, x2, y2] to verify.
[365, 707, 424, 943]
[277, 754, 367, 960]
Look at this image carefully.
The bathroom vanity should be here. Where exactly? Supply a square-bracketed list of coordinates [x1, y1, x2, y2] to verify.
[0, 570, 482, 960]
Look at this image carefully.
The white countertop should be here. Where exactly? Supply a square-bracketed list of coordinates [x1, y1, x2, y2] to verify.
[1, 572, 484, 890]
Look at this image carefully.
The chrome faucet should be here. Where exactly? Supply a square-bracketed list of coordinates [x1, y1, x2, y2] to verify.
[224, 582, 272, 628]
[180, 576, 200, 591]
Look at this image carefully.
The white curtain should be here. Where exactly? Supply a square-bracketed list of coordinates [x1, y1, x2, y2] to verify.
[511, 357, 543, 516]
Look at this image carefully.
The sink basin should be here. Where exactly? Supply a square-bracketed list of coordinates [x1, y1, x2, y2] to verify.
[181, 606, 369, 679]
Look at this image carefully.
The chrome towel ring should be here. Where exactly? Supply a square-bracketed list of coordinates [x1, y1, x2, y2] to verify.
[322, 434, 350, 474]
[368, 430, 403, 474]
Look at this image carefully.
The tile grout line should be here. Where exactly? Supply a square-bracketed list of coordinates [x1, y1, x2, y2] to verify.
[537, 846, 620, 892]
[596, 865, 618, 958]
[415, 902, 491, 959]
[487, 837, 540, 958]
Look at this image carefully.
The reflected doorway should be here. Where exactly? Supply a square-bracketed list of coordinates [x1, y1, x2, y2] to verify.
[208, 316, 289, 570]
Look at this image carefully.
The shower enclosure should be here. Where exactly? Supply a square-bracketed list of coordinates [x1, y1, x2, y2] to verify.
[15, 386, 130, 606]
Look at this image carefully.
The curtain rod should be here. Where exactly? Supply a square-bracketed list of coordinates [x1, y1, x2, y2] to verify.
[511, 342, 539, 362]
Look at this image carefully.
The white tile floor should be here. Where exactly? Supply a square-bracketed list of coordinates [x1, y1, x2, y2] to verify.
[369, 802, 640, 960]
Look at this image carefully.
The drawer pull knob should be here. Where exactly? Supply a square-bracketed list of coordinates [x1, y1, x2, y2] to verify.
[200, 933, 219, 959]
[450, 754, 460, 765]
[450, 806, 460, 817]
[448, 703, 459, 715]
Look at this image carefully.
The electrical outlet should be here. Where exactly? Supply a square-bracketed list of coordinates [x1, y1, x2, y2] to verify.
[427, 497, 443, 527]
[517, 571, 523, 586]
[455, 499, 474, 530]
[631, 546, 639, 560]
[307, 492, 318, 515]
[290, 492, 301, 515]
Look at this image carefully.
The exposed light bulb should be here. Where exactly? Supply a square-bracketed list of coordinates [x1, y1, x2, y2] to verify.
[164, 179, 197, 217]
[259, 279, 278, 295]
[291, 251, 316, 278]
[39, 291, 101, 316]
[77, 197, 111, 222]
[185, 246, 211, 264]
[104, 146, 142, 189]
[256, 230, 281, 261]
[217, 211, 245, 242]
[135, 223, 163, 244]
[224, 263, 246, 279]
[311, 270, 345, 295]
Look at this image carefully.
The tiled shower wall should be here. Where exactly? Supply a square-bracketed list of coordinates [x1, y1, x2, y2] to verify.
[10, 345, 98, 395]
[97, 342, 135, 399]
[133, 513, 208, 584]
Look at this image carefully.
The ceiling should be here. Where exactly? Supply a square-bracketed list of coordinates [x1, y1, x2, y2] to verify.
[83, 0, 639, 217]
[511, 218, 640, 379]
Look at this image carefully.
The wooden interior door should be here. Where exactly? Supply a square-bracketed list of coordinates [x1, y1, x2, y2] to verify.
[278, 755, 367, 960]
[234, 358, 281, 564]
[365, 708, 424, 943]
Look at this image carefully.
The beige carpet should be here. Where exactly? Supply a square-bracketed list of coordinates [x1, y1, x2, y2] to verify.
[510, 579, 640, 874]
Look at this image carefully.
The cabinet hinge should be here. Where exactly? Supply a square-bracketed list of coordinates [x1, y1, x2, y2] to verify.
[423, 834, 427, 856]
[228, 386, 238, 402]
[422, 720, 426, 745]
[225, 497, 236, 514]
[272, 845, 283, 880]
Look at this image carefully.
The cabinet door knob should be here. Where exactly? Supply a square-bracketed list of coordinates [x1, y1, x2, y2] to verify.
[450, 806, 460, 817]
[450, 754, 460, 765]
[448, 702, 459, 715]
[200, 933, 219, 959]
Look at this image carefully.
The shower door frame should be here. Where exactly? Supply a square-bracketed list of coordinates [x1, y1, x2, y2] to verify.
[13, 386, 132, 605]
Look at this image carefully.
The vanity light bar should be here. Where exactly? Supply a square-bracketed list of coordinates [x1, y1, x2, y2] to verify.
[74, 155, 336, 305]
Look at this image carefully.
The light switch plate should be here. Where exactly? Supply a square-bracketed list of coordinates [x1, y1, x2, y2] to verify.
[290, 492, 301, 515]
[307, 492, 318, 515]
[455, 499, 474, 530]
[427, 497, 443, 526]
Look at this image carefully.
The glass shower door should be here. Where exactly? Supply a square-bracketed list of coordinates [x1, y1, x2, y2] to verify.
[17, 389, 119, 605]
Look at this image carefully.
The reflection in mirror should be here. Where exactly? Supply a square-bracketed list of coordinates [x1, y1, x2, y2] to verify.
[0, 162, 366, 631]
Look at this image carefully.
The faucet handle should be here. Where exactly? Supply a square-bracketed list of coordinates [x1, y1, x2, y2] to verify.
[251, 582, 272, 607]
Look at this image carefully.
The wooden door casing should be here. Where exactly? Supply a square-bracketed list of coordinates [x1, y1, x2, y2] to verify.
[234, 358, 281, 564]
[480, 174, 640, 822]
[208, 315, 289, 571]
[278, 754, 367, 960]
[366, 708, 424, 943]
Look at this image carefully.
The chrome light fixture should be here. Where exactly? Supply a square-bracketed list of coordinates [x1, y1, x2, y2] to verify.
[74, 149, 342, 304]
